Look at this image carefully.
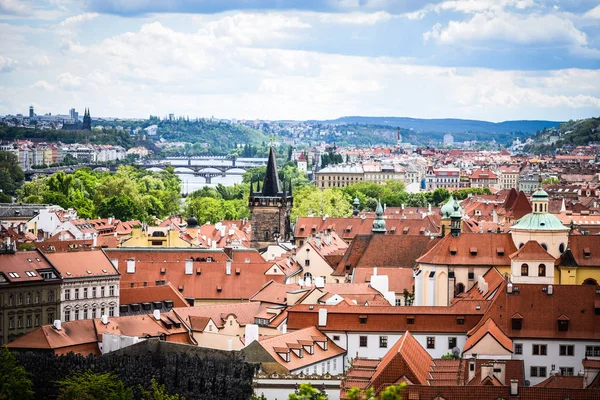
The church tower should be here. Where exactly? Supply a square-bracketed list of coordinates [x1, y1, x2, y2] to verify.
[82, 108, 92, 131]
[249, 146, 293, 249]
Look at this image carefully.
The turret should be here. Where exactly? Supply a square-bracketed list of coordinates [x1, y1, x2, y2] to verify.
[352, 196, 360, 217]
[372, 198, 386, 234]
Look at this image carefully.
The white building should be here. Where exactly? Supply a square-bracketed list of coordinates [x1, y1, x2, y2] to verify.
[46, 250, 120, 322]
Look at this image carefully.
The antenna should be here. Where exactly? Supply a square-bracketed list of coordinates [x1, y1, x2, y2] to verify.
[452, 347, 461, 358]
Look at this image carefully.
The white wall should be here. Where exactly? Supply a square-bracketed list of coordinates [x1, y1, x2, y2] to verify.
[292, 354, 345, 376]
[61, 277, 120, 321]
[253, 378, 341, 400]
[511, 339, 599, 386]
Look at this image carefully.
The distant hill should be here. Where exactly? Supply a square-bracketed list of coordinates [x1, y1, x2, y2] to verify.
[524, 117, 600, 153]
[310, 116, 563, 134]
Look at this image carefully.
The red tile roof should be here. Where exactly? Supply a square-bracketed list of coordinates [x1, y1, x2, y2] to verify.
[352, 267, 414, 294]
[463, 318, 512, 354]
[417, 233, 517, 266]
[45, 249, 119, 278]
[7, 319, 99, 354]
[509, 240, 556, 261]
[173, 302, 263, 328]
[119, 282, 189, 308]
[536, 375, 585, 389]
[0, 249, 54, 282]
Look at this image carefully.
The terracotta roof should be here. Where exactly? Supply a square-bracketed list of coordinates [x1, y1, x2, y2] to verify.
[119, 282, 190, 308]
[93, 311, 190, 342]
[469, 282, 600, 340]
[7, 319, 99, 354]
[509, 240, 556, 261]
[469, 169, 498, 180]
[583, 359, 600, 369]
[417, 233, 517, 266]
[454, 268, 505, 303]
[258, 326, 345, 372]
[567, 236, 600, 266]
[352, 267, 414, 294]
[403, 385, 597, 400]
[535, 375, 585, 389]
[0, 249, 54, 282]
[287, 302, 487, 333]
[370, 331, 434, 391]
[463, 318, 513, 353]
[173, 302, 263, 329]
[45, 249, 119, 278]
[334, 234, 439, 276]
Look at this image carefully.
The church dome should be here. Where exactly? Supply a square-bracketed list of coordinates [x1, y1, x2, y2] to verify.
[186, 217, 199, 228]
[441, 194, 461, 219]
[511, 213, 569, 231]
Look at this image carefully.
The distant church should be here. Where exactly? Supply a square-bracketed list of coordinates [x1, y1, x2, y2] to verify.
[249, 146, 293, 249]
[62, 108, 92, 131]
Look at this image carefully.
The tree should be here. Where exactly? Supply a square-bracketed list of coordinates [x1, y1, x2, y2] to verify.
[57, 371, 133, 400]
[0, 346, 34, 400]
[0, 150, 24, 195]
[140, 379, 184, 400]
[346, 387, 375, 400]
[185, 197, 225, 224]
[97, 195, 144, 221]
[542, 177, 560, 185]
[379, 383, 406, 400]
[288, 383, 327, 400]
[291, 186, 353, 220]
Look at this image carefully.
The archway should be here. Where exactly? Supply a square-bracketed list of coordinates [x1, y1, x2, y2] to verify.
[583, 278, 598, 285]
[455, 282, 465, 295]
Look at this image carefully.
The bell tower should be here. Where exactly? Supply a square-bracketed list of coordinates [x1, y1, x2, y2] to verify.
[249, 146, 293, 249]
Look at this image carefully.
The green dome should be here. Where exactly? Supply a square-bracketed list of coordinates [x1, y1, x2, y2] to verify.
[441, 194, 461, 219]
[532, 188, 549, 199]
[372, 198, 386, 233]
[511, 213, 569, 231]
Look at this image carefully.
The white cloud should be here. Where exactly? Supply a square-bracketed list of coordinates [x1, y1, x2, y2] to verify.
[585, 4, 600, 19]
[59, 12, 99, 27]
[56, 72, 84, 90]
[0, 0, 28, 15]
[30, 80, 55, 91]
[424, 12, 588, 47]
[0, 55, 17, 72]
[316, 11, 393, 25]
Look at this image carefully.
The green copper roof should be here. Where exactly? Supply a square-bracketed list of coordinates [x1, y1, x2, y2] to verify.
[441, 194, 461, 219]
[532, 188, 549, 199]
[511, 212, 569, 231]
[372, 198, 386, 233]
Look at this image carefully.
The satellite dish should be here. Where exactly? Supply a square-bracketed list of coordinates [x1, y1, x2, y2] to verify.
[452, 347, 461, 358]
[525, 380, 530, 387]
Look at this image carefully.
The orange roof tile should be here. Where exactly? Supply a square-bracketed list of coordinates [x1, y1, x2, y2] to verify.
[120, 282, 189, 308]
[463, 318, 513, 353]
[509, 240, 556, 261]
[45, 249, 119, 278]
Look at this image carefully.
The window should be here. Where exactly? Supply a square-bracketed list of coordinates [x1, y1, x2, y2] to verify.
[74, 289, 79, 299]
[26, 292, 31, 305]
[92, 287, 96, 298]
[427, 337, 435, 349]
[448, 337, 457, 349]
[521, 263, 529, 276]
[74, 310, 79, 320]
[532, 344, 547, 356]
[560, 345, 574, 356]
[586, 346, 600, 357]
[359, 336, 368, 347]
[395, 298, 402, 306]
[26, 315, 31, 328]
[560, 367, 574, 376]
[333, 359, 337, 371]
[83, 288, 88, 299]
[109, 307, 115, 317]
[8, 295, 13, 306]
[64, 289, 70, 300]
[47, 312, 54, 324]
[327, 360, 330, 372]
[8, 316, 14, 329]
[379, 336, 388, 348]
[305, 259, 310, 267]
[64, 310, 71, 322]
[83, 309, 88, 319]
[558, 319, 569, 331]
[530, 366, 547, 377]
[34, 314, 40, 326]
[515, 343, 523, 355]
[359, 316, 367, 324]
[92, 308, 96, 318]
[48, 290, 54, 302]
[407, 316, 415, 324]
[101, 307, 105, 317]
[17, 294, 22, 305]
[333, 335, 340, 341]
[512, 318, 522, 330]
[538, 264, 546, 277]
[109, 286, 115, 296]
[17, 316, 23, 328]
[35, 291, 40, 303]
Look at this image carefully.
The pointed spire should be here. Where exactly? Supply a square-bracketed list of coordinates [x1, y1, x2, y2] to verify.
[262, 146, 281, 196]
[372, 198, 386, 234]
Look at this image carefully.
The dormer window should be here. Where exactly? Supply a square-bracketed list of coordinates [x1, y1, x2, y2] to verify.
[450, 246, 457, 256]
[584, 248, 591, 258]
[407, 316, 415, 324]
[496, 247, 504, 256]
[558, 315, 569, 331]
[512, 315, 523, 331]
[359, 315, 367, 324]
[470, 247, 478, 256]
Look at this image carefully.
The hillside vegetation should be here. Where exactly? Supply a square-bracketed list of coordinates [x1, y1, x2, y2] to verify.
[524, 117, 600, 153]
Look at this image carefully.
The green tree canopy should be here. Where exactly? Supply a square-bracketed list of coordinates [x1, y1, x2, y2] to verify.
[291, 186, 352, 220]
[288, 383, 328, 400]
[57, 371, 133, 400]
[140, 379, 184, 400]
[0, 150, 24, 196]
[0, 346, 34, 400]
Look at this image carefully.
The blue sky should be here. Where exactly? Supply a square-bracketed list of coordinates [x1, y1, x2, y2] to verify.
[0, 0, 599, 121]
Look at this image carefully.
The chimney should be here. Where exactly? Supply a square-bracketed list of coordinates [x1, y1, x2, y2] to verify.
[507, 282, 513, 294]
[101, 314, 109, 325]
[510, 379, 518, 396]
[468, 357, 476, 383]
[226, 260, 231, 275]
[228, 338, 233, 351]
[245, 324, 259, 346]
[315, 276, 325, 288]
[53, 319, 62, 331]
[373, 267, 378, 276]
[547, 285, 553, 295]
[281, 323, 287, 334]
[153, 309, 160, 321]
[318, 308, 328, 326]
[493, 361, 506, 385]
[108, 216, 113, 225]
[93, 233, 97, 247]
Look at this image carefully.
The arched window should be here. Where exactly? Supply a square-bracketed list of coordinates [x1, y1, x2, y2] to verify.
[534, 204, 538, 212]
[455, 283, 465, 295]
[538, 264, 546, 277]
[583, 278, 598, 285]
[521, 264, 529, 276]
[541, 243, 548, 251]
[303, 272, 312, 281]
[519, 243, 524, 249]
[559, 243, 565, 254]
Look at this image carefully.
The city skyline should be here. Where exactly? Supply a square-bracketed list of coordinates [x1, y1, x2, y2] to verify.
[1, 0, 599, 121]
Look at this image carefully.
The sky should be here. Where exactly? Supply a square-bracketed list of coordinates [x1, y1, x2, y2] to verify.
[0, 0, 599, 122]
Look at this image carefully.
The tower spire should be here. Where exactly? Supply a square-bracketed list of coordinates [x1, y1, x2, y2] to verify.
[262, 146, 281, 196]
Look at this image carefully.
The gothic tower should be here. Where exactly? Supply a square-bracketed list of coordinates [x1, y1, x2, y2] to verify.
[82, 108, 91, 131]
[249, 146, 293, 249]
